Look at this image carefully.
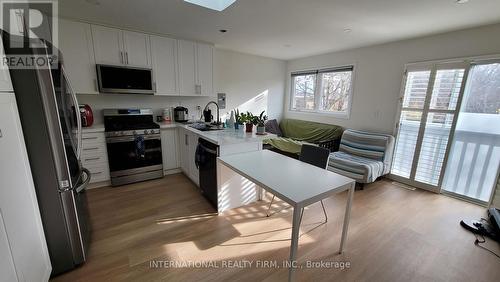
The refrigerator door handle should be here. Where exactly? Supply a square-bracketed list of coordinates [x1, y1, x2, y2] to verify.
[62, 65, 82, 160]
[75, 168, 91, 193]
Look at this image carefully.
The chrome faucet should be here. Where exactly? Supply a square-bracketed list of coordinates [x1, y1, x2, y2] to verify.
[203, 101, 220, 126]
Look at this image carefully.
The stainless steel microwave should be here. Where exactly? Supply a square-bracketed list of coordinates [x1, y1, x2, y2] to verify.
[96, 64, 154, 94]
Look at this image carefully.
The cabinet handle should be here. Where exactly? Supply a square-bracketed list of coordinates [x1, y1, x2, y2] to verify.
[126, 52, 129, 64]
[83, 147, 99, 151]
[120, 51, 124, 64]
[94, 79, 98, 92]
[84, 157, 100, 161]
[153, 82, 157, 92]
[92, 171, 103, 175]
[185, 134, 188, 146]
[82, 136, 98, 140]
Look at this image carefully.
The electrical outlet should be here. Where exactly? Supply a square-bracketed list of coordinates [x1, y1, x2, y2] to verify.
[196, 105, 201, 110]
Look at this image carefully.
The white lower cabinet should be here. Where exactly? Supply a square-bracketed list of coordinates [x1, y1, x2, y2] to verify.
[161, 128, 179, 173]
[178, 127, 199, 186]
[81, 131, 110, 184]
[188, 132, 199, 186]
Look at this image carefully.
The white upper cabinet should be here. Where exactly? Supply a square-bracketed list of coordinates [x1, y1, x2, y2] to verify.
[91, 25, 123, 65]
[59, 19, 98, 94]
[196, 42, 214, 96]
[178, 39, 197, 96]
[91, 25, 151, 68]
[122, 31, 151, 67]
[178, 40, 214, 96]
[151, 36, 177, 95]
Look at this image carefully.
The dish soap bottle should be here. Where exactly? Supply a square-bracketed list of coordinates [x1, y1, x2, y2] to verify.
[227, 110, 235, 128]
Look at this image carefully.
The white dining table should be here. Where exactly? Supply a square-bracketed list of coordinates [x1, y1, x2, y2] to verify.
[217, 150, 356, 281]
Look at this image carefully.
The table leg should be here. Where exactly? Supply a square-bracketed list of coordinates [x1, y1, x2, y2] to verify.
[288, 206, 301, 281]
[339, 182, 355, 254]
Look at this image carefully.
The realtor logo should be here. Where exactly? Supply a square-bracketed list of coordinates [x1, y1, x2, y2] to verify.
[1, 1, 58, 68]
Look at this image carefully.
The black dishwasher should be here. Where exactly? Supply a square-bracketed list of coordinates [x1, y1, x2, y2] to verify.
[195, 138, 219, 209]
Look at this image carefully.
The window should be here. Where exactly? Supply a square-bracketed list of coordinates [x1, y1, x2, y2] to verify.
[290, 66, 354, 117]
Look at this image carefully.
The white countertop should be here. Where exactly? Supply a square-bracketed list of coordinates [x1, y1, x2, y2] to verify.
[157, 121, 274, 145]
[180, 124, 274, 145]
[83, 122, 273, 145]
[82, 123, 105, 133]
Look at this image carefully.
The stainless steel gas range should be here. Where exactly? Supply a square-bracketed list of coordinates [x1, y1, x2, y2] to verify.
[103, 109, 163, 186]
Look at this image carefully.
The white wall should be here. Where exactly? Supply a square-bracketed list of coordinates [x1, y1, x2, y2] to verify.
[285, 23, 500, 134]
[214, 49, 286, 120]
[79, 49, 286, 124]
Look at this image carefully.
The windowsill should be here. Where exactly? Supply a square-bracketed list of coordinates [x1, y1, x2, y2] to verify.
[288, 109, 350, 120]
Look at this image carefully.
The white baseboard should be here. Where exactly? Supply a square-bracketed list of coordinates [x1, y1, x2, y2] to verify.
[163, 168, 181, 176]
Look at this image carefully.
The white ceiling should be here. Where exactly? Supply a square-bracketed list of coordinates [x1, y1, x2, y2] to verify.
[59, 0, 500, 60]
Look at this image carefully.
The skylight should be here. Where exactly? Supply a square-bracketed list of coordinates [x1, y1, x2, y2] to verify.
[184, 0, 237, 11]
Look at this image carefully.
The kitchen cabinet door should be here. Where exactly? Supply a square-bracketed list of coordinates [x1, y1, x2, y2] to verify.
[122, 31, 151, 67]
[178, 128, 190, 175]
[188, 132, 199, 186]
[0, 93, 51, 281]
[196, 43, 213, 96]
[161, 128, 179, 171]
[151, 36, 178, 95]
[178, 40, 197, 96]
[91, 25, 123, 65]
[59, 20, 98, 94]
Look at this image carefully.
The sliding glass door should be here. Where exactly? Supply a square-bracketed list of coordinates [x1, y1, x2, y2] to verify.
[442, 62, 500, 203]
[391, 62, 468, 192]
[392, 59, 500, 204]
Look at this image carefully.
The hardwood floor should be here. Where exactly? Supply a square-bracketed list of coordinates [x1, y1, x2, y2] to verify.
[51, 174, 500, 282]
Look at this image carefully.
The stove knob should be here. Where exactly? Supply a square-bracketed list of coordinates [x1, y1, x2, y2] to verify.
[132, 130, 137, 135]
[144, 129, 148, 135]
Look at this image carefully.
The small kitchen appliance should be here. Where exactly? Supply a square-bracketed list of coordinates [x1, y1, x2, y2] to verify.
[174, 106, 189, 122]
[79, 104, 94, 127]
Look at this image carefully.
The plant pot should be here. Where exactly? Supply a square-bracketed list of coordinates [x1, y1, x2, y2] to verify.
[256, 126, 265, 134]
[245, 123, 254, 133]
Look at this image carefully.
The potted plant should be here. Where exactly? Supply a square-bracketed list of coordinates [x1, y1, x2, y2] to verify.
[255, 111, 267, 134]
[241, 111, 257, 133]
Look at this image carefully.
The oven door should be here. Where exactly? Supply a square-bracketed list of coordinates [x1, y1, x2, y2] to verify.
[106, 134, 163, 175]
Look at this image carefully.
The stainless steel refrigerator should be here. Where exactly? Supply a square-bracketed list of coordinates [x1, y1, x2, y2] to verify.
[2, 32, 91, 275]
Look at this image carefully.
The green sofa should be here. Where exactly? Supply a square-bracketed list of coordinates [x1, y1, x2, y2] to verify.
[263, 119, 343, 157]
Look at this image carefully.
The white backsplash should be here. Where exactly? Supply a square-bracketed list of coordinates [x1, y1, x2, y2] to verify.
[77, 94, 214, 124]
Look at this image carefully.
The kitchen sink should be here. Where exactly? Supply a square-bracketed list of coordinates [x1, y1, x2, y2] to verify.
[189, 123, 224, 131]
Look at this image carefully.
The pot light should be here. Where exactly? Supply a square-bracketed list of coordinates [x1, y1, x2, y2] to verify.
[184, 0, 237, 11]
[455, 0, 469, 4]
[343, 28, 352, 33]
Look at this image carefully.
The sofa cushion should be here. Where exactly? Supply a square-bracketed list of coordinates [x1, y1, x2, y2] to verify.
[328, 151, 385, 183]
[265, 119, 283, 137]
[280, 119, 343, 143]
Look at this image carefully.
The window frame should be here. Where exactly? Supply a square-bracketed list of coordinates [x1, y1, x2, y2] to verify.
[289, 64, 355, 119]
